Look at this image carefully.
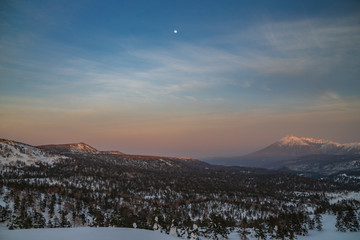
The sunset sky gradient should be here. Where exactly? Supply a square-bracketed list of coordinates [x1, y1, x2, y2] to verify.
[1, 0, 360, 158]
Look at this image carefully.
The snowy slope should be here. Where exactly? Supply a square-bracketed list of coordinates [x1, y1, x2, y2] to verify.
[0, 227, 180, 240]
[0, 139, 66, 166]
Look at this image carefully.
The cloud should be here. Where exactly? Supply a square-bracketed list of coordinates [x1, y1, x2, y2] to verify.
[1, 11, 359, 122]
[260, 16, 360, 53]
[320, 91, 342, 102]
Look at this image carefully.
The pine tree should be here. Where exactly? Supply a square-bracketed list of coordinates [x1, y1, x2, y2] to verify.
[49, 195, 56, 217]
[53, 216, 61, 228]
[344, 208, 359, 232]
[47, 219, 53, 228]
[335, 211, 346, 232]
[308, 216, 315, 230]
[238, 225, 250, 240]
[60, 210, 71, 228]
[253, 220, 266, 240]
[315, 213, 322, 231]
[208, 213, 228, 240]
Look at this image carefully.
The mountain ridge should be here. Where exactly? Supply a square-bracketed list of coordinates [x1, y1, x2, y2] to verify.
[0, 138, 203, 171]
[37, 142, 100, 154]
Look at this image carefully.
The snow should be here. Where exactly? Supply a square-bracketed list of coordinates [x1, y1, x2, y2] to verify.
[0, 227, 180, 240]
[297, 214, 360, 240]
[279, 135, 310, 146]
[279, 135, 337, 147]
[69, 143, 99, 153]
[277, 135, 360, 154]
[1, 214, 360, 240]
[0, 140, 66, 166]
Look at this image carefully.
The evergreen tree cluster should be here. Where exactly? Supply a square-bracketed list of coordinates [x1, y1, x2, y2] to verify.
[0, 151, 359, 239]
[333, 200, 360, 232]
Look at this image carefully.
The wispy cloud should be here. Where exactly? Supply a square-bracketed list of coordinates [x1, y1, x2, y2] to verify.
[1, 12, 359, 114]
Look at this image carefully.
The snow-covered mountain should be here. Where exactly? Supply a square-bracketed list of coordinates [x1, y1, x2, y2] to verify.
[204, 136, 360, 178]
[0, 139, 67, 166]
[260, 135, 360, 157]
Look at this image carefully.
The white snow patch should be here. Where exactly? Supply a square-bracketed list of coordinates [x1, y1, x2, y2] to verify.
[0, 227, 180, 240]
[0, 140, 66, 166]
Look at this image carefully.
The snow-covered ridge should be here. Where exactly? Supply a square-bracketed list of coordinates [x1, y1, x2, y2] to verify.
[0, 139, 67, 166]
[37, 142, 198, 161]
[38, 142, 99, 154]
[278, 135, 360, 154]
[279, 135, 332, 146]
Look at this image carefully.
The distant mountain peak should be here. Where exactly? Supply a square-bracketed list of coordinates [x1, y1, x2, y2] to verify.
[254, 135, 360, 159]
[70, 142, 98, 152]
[278, 135, 329, 146]
[38, 142, 99, 154]
[279, 135, 308, 146]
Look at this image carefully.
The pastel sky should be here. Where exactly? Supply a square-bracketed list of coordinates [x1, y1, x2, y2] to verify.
[1, 0, 360, 158]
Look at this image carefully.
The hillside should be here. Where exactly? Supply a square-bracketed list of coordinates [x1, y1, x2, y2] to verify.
[0, 139, 67, 166]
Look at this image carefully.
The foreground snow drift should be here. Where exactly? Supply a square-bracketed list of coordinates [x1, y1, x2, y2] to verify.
[0, 227, 180, 240]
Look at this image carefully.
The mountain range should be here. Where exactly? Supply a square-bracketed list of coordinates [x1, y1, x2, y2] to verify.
[2, 136, 360, 183]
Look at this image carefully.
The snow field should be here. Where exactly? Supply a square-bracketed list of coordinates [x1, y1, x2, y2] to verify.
[1, 214, 360, 240]
[0, 227, 180, 240]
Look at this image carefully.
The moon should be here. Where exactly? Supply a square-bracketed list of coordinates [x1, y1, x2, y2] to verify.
[173, 29, 178, 34]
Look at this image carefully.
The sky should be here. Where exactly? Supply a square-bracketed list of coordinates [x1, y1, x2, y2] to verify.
[1, 0, 360, 158]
